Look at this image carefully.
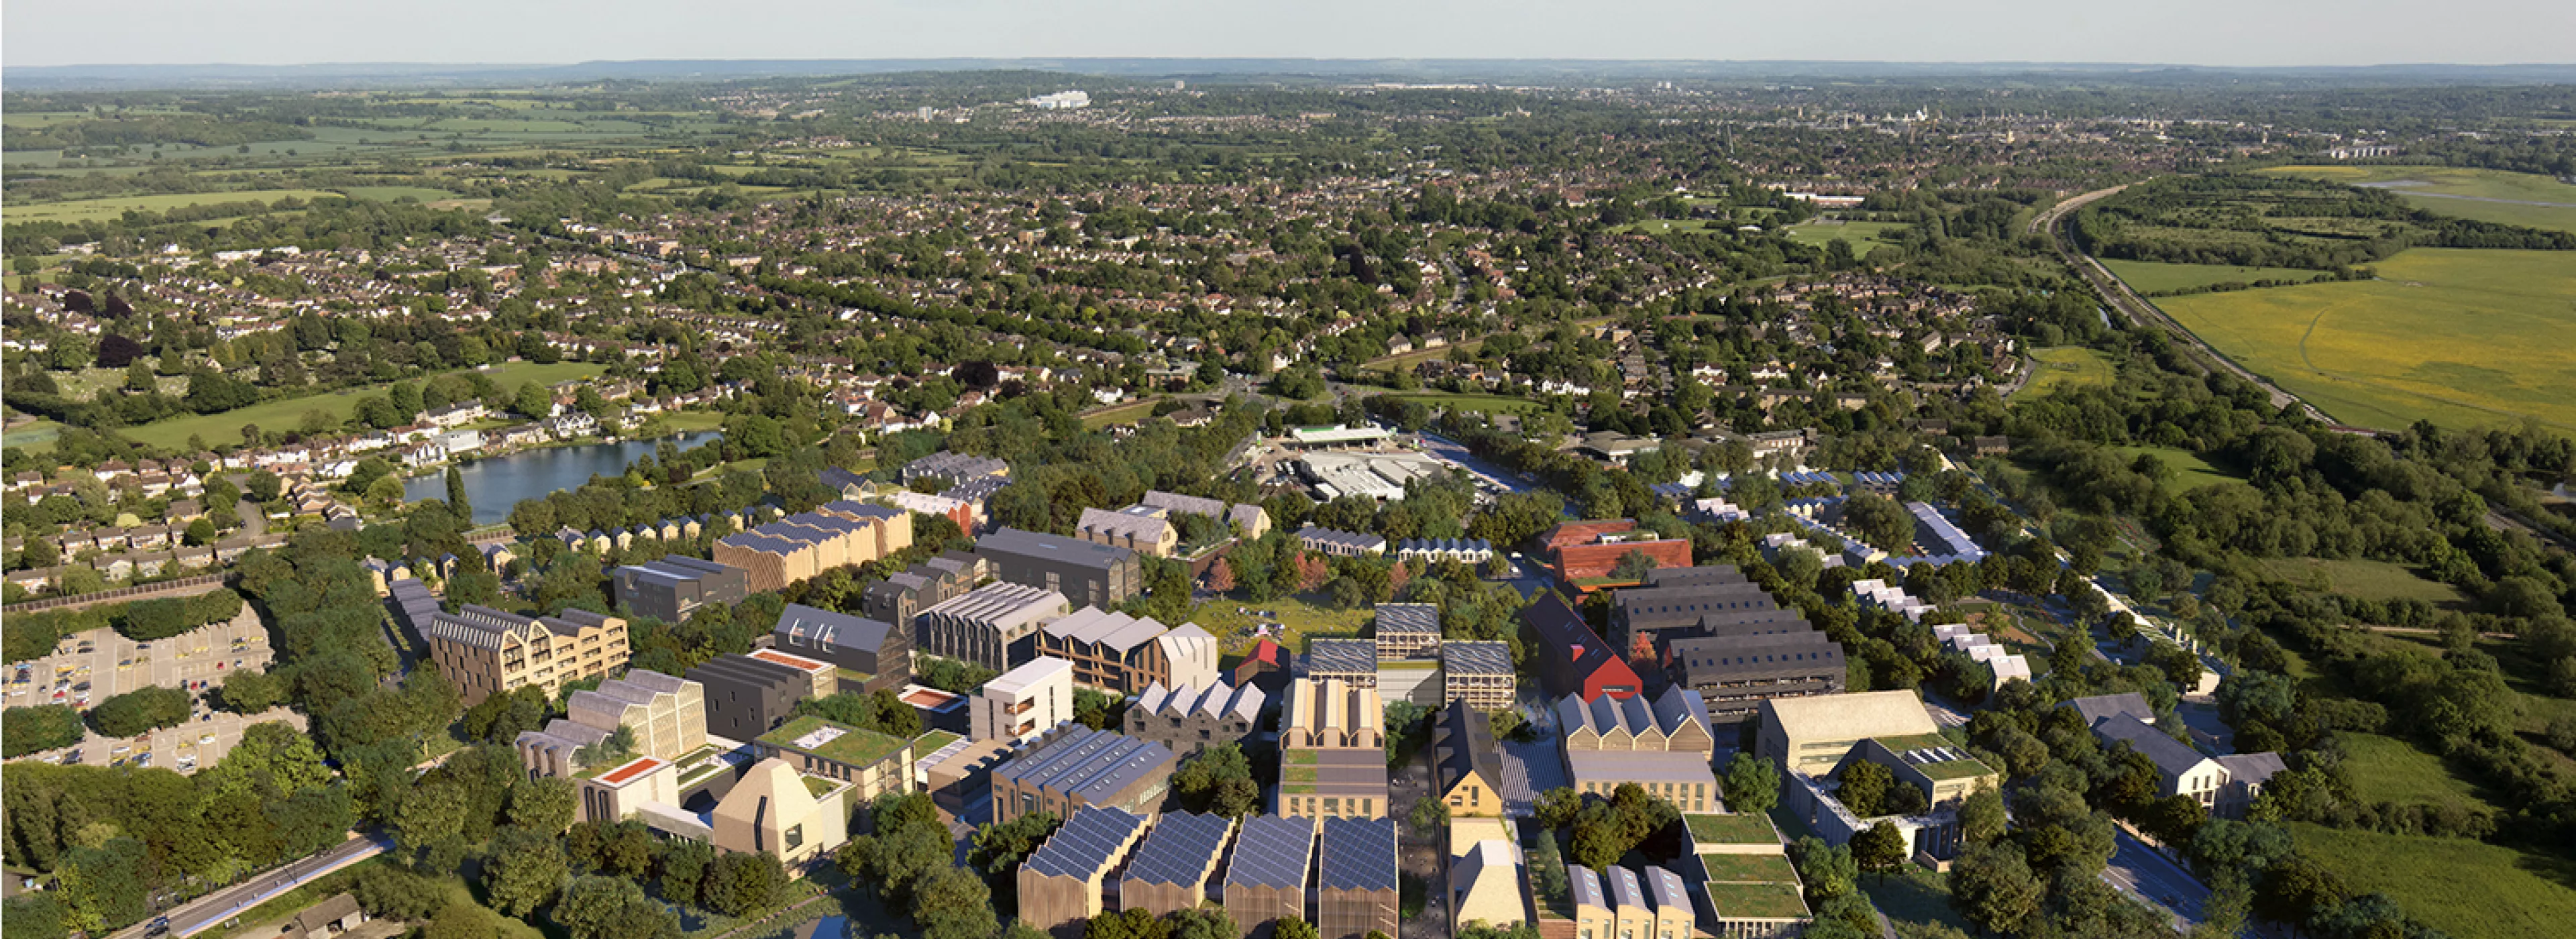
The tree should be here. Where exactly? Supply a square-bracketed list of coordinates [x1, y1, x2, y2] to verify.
[353, 865, 448, 922]
[1204, 557, 1236, 592]
[656, 838, 716, 908]
[1947, 842, 2043, 936]
[1272, 920, 1318, 939]
[445, 467, 472, 520]
[910, 867, 999, 939]
[392, 782, 469, 856]
[2, 706, 85, 758]
[1609, 549, 1661, 582]
[88, 685, 191, 738]
[1835, 761, 1896, 818]
[1721, 753, 1780, 814]
[1409, 794, 1450, 837]
[969, 812, 1062, 876]
[553, 876, 678, 939]
[510, 777, 578, 834]
[483, 826, 569, 917]
[1841, 493, 1915, 551]
[1851, 822, 1907, 881]
[1960, 784, 2008, 846]
[704, 851, 785, 916]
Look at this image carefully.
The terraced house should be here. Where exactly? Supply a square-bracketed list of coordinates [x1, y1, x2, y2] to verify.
[712, 500, 914, 592]
[1036, 606, 1220, 694]
[424, 604, 630, 706]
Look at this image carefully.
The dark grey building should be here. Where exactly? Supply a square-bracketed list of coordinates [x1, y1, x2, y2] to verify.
[684, 653, 822, 742]
[976, 527, 1142, 610]
[1670, 628, 1847, 722]
[610, 555, 747, 623]
[770, 603, 911, 694]
[1641, 564, 1750, 588]
[861, 551, 989, 625]
[1614, 580, 1782, 650]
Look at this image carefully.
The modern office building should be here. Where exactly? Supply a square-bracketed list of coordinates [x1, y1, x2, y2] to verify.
[1125, 679, 1265, 756]
[1277, 678, 1389, 820]
[977, 527, 1142, 610]
[1037, 606, 1219, 694]
[1119, 812, 1238, 917]
[1756, 689, 1942, 777]
[915, 581, 1069, 671]
[1372, 603, 1442, 660]
[1223, 815, 1318, 939]
[610, 555, 747, 624]
[685, 650, 835, 742]
[989, 726, 1177, 824]
[1556, 687, 1720, 812]
[423, 604, 630, 707]
[1018, 806, 1150, 938]
[975, 657, 1075, 744]
[769, 604, 910, 694]
[1440, 641, 1515, 712]
[1301, 638, 1380, 687]
[1316, 816, 1400, 939]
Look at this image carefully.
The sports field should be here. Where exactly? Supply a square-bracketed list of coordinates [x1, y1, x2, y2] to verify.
[2101, 259, 2328, 295]
[2152, 248, 2576, 431]
[102, 362, 604, 451]
[2289, 822, 2576, 939]
[2015, 346, 2116, 398]
[2263, 165, 2576, 233]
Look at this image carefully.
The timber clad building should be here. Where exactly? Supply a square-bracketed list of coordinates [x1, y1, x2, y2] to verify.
[423, 604, 630, 707]
[1222, 815, 1318, 939]
[1118, 812, 1238, 917]
[989, 726, 1177, 824]
[1317, 817, 1401, 939]
[1018, 806, 1149, 938]
[712, 500, 914, 592]
[1038, 606, 1220, 694]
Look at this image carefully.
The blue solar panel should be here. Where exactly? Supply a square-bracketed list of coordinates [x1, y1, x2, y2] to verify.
[1224, 815, 1316, 889]
[1024, 807, 1144, 880]
[1124, 812, 1234, 887]
[1318, 817, 1397, 891]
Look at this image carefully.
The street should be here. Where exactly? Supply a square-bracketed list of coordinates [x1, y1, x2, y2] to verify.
[107, 832, 394, 939]
[2100, 829, 2209, 931]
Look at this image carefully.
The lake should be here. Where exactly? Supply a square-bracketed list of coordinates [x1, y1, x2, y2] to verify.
[404, 431, 722, 525]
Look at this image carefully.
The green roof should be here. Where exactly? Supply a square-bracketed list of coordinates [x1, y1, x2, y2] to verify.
[1875, 733, 1955, 753]
[910, 730, 962, 761]
[1701, 881, 1811, 920]
[1915, 759, 1998, 783]
[1698, 853, 1798, 883]
[802, 775, 841, 799]
[1685, 813, 1782, 846]
[1874, 734, 1997, 783]
[759, 716, 907, 768]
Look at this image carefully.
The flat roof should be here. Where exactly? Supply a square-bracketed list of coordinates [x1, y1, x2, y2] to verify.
[747, 648, 833, 674]
[595, 756, 667, 787]
[759, 715, 908, 768]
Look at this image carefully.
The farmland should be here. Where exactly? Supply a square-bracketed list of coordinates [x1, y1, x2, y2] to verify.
[2152, 248, 2576, 431]
[3, 188, 342, 223]
[1784, 219, 1909, 254]
[2263, 165, 2576, 234]
[2101, 259, 2330, 295]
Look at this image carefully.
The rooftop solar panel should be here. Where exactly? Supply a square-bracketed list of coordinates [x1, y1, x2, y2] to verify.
[1224, 814, 1317, 889]
[1124, 812, 1234, 887]
[1024, 806, 1145, 880]
[1318, 816, 1399, 892]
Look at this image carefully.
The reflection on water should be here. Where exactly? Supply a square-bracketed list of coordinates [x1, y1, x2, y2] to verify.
[402, 431, 721, 526]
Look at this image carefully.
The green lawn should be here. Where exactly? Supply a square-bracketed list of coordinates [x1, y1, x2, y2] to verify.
[2255, 557, 2469, 607]
[2110, 445, 2249, 492]
[1688, 812, 1784, 845]
[2290, 822, 2576, 939]
[2153, 248, 2576, 431]
[2336, 732, 2494, 808]
[1079, 399, 1159, 429]
[1862, 865, 1974, 934]
[1784, 220, 1910, 253]
[1, 420, 66, 452]
[2102, 259, 2328, 295]
[338, 185, 460, 202]
[2016, 346, 2117, 399]
[1193, 594, 1373, 659]
[5, 188, 344, 223]
[1380, 392, 1544, 415]
[105, 361, 605, 451]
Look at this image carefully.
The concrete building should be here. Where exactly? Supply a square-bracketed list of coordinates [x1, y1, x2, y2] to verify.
[1119, 812, 1238, 917]
[1556, 688, 1720, 812]
[1018, 806, 1149, 938]
[610, 555, 746, 624]
[710, 757, 847, 865]
[1126, 679, 1265, 756]
[977, 527, 1142, 610]
[753, 715, 916, 805]
[915, 581, 1069, 671]
[1223, 815, 1318, 939]
[1036, 606, 1219, 694]
[975, 657, 1075, 744]
[1316, 816, 1400, 939]
[1277, 678, 1389, 820]
[770, 604, 910, 694]
[1756, 689, 1942, 777]
[989, 726, 1177, 824]
[685, 650, 834, 742]
[423, 605, 629, 707]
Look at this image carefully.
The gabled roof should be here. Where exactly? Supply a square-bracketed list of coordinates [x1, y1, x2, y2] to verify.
[1318, 816, 1399, 892]
[773, 603, 898, 655]
[2064, 693, 2155, 728]
[1042, 606, 1171, 653]
[1024, 806, 1146, 880]
[2093, 714, 2214, 779]
[1438, 701, 1507, 793]
[1224, 815, 1316, 889]
[1122, 812, 1234, 887]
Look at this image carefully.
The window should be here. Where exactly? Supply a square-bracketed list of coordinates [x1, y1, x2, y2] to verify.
[784, 824, 804, 850]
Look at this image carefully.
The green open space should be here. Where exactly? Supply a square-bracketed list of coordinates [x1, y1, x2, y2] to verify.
[2335, 732, 2494, 808]
[1380, 392, 1545, 415]
[2108, 445, 2248, 493]
[5, 188, 343, 223]
[2255, 557, 2469, 607]
[1686, 812, 1783, 844]
[2288, 822, 2576, 939]
[2016, 346, 2118, 399]
[2102, 259, 2330, 294]
[2152, 249, 2576, 431]
[1193, 594, 1371, 657]
[337, 185, 460, 202]
[1079, 399, 1160, 429]
[1783, 219, 1910, 253]
[92, 361, 606, 451]
[2263, 165, 2576, 233]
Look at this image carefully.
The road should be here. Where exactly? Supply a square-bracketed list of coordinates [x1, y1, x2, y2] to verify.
[2100, 829, 2209, 931]
[1417, 431, 1538, 495]
[2037, 181, 2331, 423]
[107, 832, 394, 939]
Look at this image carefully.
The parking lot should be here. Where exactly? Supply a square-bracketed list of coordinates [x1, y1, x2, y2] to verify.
[4, 608, 271, 710]
[23, 706, 307, 775]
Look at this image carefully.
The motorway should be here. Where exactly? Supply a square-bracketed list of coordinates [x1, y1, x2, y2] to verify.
[107, 833, 394, 939]
[2101, 829, 2210, 931]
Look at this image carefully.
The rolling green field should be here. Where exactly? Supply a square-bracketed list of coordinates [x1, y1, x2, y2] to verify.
[2017, 346, 2117, 399]
[1784, 219, 1909, 252]
[2289, 822, 2576, 939]
[2110, 445, 2249, 492]
[2102, 259, 2330, 295]
[2335, 732, 2493, 807]
[338, 185, 460, 203]
[78, 361, 605, 451]
[1381, 391, 1545, 415]
[2256, 557, 2469, 606]
[3, 188, 342, 222]
[2153, 248, 2576, 431]
[2264, 165, 2576, 233]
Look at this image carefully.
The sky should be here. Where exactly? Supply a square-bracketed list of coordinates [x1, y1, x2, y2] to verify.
[5, 0, 2572, 70]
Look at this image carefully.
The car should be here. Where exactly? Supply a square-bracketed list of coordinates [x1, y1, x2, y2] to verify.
[199, 734, 215, 744]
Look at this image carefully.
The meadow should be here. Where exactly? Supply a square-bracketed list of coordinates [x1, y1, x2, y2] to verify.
[2255, 557, 2469, 606]
[2109, 445, 2248, 493]
[2288, 822, 2576, 939]
[1381, 391, 1546, 415]
[2015, 346, 2116, 399]
[2, 188, 343, 223]
[2100, 259, 2330, 295]
[2334, 732, 2494, 807]
[2151, 248, 2576, 431]
[89, 361, 605, 452]
[2263, 165, 2576, 233]
[1784, 219, 1909, 253]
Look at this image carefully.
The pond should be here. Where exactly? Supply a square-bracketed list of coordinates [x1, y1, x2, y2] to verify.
[403, 431, 722, 525]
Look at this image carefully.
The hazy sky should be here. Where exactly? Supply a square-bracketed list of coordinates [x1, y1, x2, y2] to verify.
[5, 0, 2571, 69]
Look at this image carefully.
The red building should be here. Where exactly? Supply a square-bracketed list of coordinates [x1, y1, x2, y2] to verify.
[1543, 519, 1693, 588]
[1521, 591, 1642, 700]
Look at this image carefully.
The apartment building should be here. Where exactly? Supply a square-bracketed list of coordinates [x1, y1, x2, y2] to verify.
[711, 501, 914, 592]
[770, 603, 910, 694]
[423, 605, 630, 707]
[610, 555, 747, 624]
[916, 581, 1070, 671]
[1277, 678, 1390, 820]
[975, 657, 1075, 744]
[1125, 679, 1265, 756]
[686, 649, 835, 742]
[977, 527, 1142, 610]
[1074, 506, 1178, 557]
[1555, 687, 1720, 812]
[861, 551, 989, 624]
[1036, 606, 1219, 694]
